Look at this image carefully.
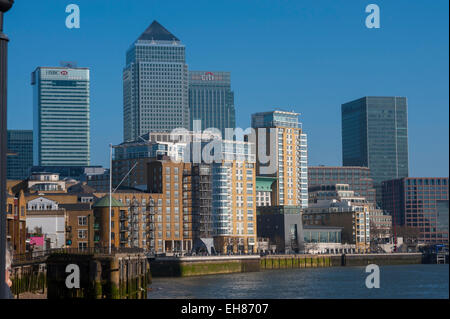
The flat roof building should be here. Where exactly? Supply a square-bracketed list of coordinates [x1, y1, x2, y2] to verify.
[32, 66, 90, 166]
[257, 205, 304, 254]
[251, 110, 308, 208]
[189, 71, 235, 137]
[342, 97, 409, 205]
[7, 130, 33, 180]
[382, 177, 449, 244]
[308, 166, 376, 205]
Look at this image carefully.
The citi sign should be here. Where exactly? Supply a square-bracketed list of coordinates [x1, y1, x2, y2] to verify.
[201, 72, 215, 81]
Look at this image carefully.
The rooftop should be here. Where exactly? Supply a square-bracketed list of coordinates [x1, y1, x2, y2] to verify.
[255, 176, 277, 192]
[93, 196, 124, 208]
[59, 203, 92, 211]
[138, 20, 180, 42]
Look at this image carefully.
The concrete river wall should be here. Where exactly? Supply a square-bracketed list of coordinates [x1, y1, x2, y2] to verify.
[340, 253, 423, 266]
[150, 255, 260, 277]
[150, 253, 423, 277]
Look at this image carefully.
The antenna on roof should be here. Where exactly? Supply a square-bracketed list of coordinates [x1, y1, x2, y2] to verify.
[60, 61, 77, 68]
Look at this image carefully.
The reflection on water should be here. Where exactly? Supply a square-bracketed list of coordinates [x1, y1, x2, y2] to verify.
[148, 264, 449, 299]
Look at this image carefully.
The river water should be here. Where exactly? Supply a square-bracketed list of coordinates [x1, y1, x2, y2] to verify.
[148, 264, 448, 299]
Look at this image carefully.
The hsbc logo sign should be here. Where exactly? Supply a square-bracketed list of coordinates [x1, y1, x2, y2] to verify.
[46, 70, 69, 76]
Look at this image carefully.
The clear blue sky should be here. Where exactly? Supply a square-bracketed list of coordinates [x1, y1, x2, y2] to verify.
[5, 0, 449, 176]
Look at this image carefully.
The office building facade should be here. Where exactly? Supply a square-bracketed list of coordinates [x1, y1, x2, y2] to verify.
[308, 166, 376, 204]
[123, 20, 189, 141]
[7, 130, 33, 180]
[32, 67, 90, 166]
[255, 176, 276, 207]
[382, 177, 449, 244]
[256, 206, 304, 254]
[341, 97, 408, 204]
[251, 110, 308, 208]
[189, 71, 235, 137]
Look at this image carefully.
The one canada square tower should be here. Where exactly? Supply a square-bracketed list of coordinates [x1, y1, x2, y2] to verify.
[123, 21, 189, 141]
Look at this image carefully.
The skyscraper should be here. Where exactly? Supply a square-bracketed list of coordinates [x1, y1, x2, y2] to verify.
[189, 71, 235, 137]
[341, 96, 409, 204]
[251, 110, 308, 208]
[7, 130, 33, 180]
[123, 20, 189, 141]
[32, 66, 90, 166]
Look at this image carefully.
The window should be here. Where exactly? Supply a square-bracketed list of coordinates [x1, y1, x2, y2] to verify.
[78, 229, 88, 239]
[78, 216, 88, 226]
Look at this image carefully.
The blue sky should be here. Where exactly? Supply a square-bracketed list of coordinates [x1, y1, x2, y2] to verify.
[5, 0, 449, 176]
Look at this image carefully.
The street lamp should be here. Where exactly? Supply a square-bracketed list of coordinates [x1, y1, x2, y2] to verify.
[0, 0, 14, 300]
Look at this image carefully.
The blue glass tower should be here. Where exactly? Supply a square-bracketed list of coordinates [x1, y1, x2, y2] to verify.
[32, 67, 90, 166]
[189, 71, 235, 137]
[342, 96, 409, 204]
[7, 130, 33, 180]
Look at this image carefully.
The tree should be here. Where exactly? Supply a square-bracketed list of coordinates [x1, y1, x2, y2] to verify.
[27, 226, 43, 237]
[369, 221, 392, 252]
[396, 225, 420, 244]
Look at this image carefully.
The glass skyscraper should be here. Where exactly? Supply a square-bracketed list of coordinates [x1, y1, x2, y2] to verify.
[7, 130, 33, 180]
[342, 96, 409, 204]
[123, 20, 189, 141]
[189, 71, 235, 137]
[32, 67, 90, 166]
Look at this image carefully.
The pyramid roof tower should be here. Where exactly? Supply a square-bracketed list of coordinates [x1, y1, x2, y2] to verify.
[138, 20, 180, 42]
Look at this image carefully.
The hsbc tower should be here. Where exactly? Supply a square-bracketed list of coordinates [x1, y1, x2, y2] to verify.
[32, 66, 90, 166]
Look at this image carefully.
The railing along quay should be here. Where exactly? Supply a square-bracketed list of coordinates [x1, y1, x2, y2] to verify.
[13, 247, 146, 265]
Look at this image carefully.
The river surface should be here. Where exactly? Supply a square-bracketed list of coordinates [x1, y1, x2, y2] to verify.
[148, 264, 449, 299]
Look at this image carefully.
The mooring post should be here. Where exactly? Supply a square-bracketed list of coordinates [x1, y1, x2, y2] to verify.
[109, 256, 120, 299]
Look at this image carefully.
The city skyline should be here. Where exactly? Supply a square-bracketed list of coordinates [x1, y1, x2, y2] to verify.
[5, 0, 449, 177]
